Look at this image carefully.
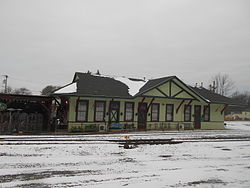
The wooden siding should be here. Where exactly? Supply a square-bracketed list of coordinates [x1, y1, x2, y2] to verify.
[67, 96, 225, 131]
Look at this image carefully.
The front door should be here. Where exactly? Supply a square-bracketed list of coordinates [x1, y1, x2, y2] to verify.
[138, 103, 147, 130]
[109, 101, 120, 124]
[194, 105, 201, 129]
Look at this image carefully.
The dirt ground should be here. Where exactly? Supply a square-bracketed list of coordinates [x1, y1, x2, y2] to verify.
[0, 121, 250, 188]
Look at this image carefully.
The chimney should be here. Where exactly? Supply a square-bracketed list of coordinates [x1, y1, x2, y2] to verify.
[200, 82, 203, 88]
[96, 70, 100, 75]
[209, 84, 212, 91]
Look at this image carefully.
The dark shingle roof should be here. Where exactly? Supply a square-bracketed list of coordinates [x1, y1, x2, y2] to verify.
[191, 87, 245, 106]
[54, 72, 245, 106]
[73, 72, 131, 97]
[136, 76, 175, 96]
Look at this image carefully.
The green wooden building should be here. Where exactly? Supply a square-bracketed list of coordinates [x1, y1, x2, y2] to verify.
[52, 72, 239, 132]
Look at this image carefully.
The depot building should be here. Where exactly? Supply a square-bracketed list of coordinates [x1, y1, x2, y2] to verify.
[51, 72, 241, 132]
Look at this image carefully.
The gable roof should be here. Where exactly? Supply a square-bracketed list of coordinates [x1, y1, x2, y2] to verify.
[53, 72, 147, 97]
[191, 87, 245, 106]
[72, 72, 131, 98]
[135, 76, 209, 103]
[136, 76, 175, 96]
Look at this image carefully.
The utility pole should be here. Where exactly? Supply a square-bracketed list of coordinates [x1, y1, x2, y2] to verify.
[2, 75, 8, 93]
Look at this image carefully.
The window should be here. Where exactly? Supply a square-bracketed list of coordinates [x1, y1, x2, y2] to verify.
[184, 105, 191, 122]
[166, 104, 174, 122]
[76, 100, 88, 122]
[94, 101, 106, 122]
[204, 105, 210, 121]
[151, 103, 160, 122]
[124, 102, 134, 121]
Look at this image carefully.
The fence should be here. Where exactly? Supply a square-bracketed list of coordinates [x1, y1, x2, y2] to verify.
[0, 112, 44, 134]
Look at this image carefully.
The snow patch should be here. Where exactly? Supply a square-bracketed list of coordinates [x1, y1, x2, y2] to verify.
[114, 77, 147, 96]
[54, 82, 77, 94]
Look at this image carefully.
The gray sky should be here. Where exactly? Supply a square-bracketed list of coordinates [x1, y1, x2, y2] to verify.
[0, 0, 249, 95]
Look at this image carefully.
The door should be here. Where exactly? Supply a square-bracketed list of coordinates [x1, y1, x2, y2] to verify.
[138, 103, 147, 130]
[194, 105, 201, 129]
[109, 101, 120, 124]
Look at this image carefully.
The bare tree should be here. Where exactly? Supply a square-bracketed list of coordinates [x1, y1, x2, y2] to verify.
[226, 91, 250, 114]
[0, 86, 13, 94]
[41, 85, 61, 95]
[210, 73, 234, 96]
[13, 87, 32, 95]
[1, 86, 32, 95]
[231, 91, 250, 105]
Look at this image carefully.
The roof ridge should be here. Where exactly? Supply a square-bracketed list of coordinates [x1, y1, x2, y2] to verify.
[148, 75, 175, 81]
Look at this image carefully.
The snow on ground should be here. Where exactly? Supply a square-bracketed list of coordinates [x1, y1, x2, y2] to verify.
[0, 121, 250, 188]
[225, 121, 250, 131]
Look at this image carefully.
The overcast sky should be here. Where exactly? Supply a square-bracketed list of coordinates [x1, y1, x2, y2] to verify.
[0, 0, 249, 95]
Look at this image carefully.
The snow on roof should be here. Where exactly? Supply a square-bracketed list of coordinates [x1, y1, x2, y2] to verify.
[54, 82, 77, 94]
[54, 74, 147, 96]
[114, 77, 147, 96]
